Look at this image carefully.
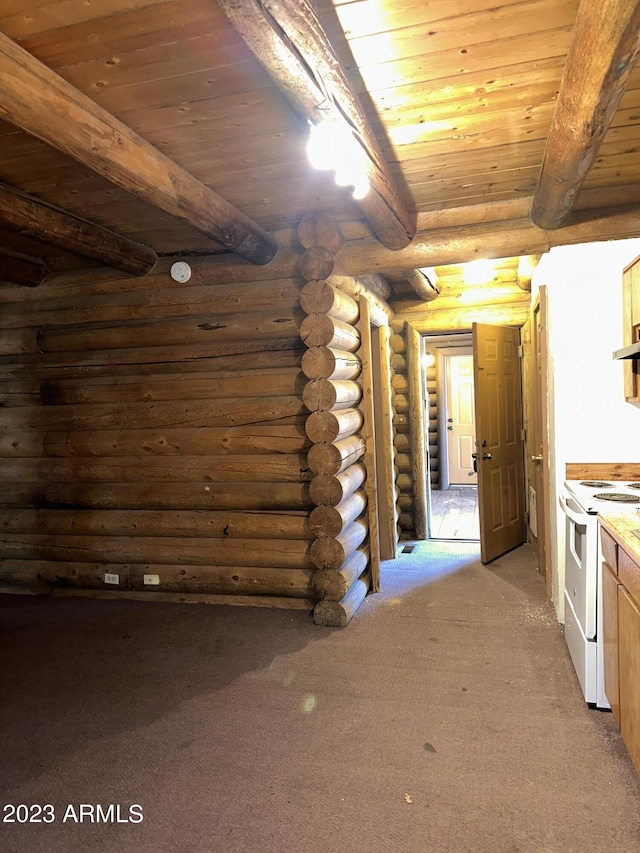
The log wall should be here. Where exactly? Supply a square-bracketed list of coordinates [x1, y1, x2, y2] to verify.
[297, 215, 373, 626]
[0, 253, 319, 609]
[389, 330, 413, 536]
[423, 347, 439, 489]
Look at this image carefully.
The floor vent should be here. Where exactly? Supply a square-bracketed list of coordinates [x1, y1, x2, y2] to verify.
[402, 545, 415, 554]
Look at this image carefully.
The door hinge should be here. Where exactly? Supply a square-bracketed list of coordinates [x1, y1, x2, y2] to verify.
[517, 344, 524, 358]
[521, 428, 526, 441]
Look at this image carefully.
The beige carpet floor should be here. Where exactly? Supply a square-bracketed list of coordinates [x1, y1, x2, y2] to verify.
[1, 541, 639, 852]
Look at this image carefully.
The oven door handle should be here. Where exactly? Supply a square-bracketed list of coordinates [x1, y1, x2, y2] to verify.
[559, 493, 588, 525]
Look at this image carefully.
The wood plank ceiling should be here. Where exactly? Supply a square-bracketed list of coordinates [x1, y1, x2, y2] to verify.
[1, 0, 640, 281]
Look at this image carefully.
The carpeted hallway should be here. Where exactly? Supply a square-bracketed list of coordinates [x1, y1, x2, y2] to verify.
[1, 542, 639, 853]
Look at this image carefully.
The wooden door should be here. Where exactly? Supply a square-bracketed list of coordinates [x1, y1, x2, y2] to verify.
[472, 323, 526, 563]
[445, 350, 477, 484]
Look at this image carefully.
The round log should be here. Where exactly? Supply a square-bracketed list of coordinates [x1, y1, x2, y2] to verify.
[297, 213, 345, 254]
[391, 373, 408, 392]
[36, 309, 300, 353]
[307, 434, 365, 475]
[302, 378, 362, 412]
[313, 571, 370, 627]
[44, 481, 312, 511]
[1, 508, 311, 540]
[301, 346, 362, 380]
[390, 333, 406, 353]
[399, 512, 414, 530]
[391, 353, 406, 372]
[397, 494, 413, 511]
[11, 395, 306, 432]
[392, 392, 409, 413]
[309, 519, 368, 571]
[393, 433, 410, 453]
[309, 463, 366, 507]
[311, 547, 368, 601]
[395, 453, 411, 473]
[396, 473, 412, 493]
[1, 559, 314, 598]
[305, 407, 364, 443]
[0, 533, 313, 570]
[327, 274, 392, 326]
[300, 280, 359, 323]
[404, 268, 440, 302]
[300, 313, 361, 352]
[309, 490, 367, 538]
[328, 273, 391, 301]
[8, 454, 311, 484]
[298, 247, 335, 281]
[44, 425, 309, 458]
[41, 368, 306, 406]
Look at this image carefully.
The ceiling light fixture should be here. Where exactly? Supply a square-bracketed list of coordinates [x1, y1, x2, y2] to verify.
[307, 119, 370, 200]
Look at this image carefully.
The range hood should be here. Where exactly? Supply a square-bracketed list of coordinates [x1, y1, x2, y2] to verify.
[613, 341, 640, 359]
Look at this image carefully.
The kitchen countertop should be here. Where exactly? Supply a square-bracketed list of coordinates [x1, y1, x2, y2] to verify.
[599, 511, 640, 562]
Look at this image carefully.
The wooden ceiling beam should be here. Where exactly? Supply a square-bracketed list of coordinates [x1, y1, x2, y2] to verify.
[217, 0, 415, 250]
[0, 182, 157, 276]
[337, 203, 640, 275]
[530, 0, 640, 230]
[0, 32, 279, 266]
[0, 251, 49, 287]
[403, 268, 440, 302]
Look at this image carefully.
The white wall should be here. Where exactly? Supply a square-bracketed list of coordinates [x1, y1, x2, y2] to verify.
[532, 239, 640, 618]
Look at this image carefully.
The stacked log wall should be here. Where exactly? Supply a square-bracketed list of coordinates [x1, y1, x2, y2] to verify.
[297, 215, 372, 626]
[389, 329, 414, 537]
[424, 347, 439, 489]
[0, 253, 318, 609]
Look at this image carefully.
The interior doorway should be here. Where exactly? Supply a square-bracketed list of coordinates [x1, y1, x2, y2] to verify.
[423, 333, 480, 542]
[441, 348, 477, 486]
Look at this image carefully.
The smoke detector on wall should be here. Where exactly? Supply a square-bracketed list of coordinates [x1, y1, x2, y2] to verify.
[170, 261, 192, 283]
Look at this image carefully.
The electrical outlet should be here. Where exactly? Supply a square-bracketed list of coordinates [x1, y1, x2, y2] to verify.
[104, 572, 119, 585]
[143, 574, 160, 585]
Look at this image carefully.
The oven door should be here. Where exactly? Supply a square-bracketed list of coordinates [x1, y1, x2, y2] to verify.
[559, 492, 598, 639]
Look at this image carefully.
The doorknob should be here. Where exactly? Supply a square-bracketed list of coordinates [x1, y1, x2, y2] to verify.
[447, 425, 453, 431]
[531, 455, 543, 462]
[482, 452, 492, 460]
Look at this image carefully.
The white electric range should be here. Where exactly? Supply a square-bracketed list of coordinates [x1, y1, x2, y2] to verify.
[560, 479, 640, 708]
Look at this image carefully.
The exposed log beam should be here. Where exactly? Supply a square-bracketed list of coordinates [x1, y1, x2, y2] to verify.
[0, 182, 157, 276]
[530, 0, 640, 230]
[403, 268, 440, 302]
[338, 202, 640, 275]
[217, 0, 415, 250]
[0, 251, 49, 287]
[0, 32, 278, 265]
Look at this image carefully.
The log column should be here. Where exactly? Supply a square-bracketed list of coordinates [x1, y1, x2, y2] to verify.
[389, 329, 413, 536]
[298, 215, 371, 626]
